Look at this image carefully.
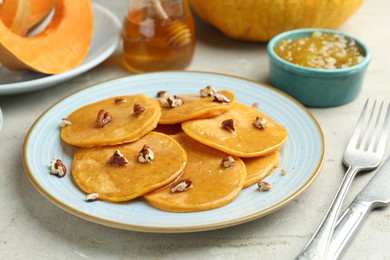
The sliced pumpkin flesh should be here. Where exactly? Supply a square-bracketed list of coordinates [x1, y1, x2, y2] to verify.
[27, 0, 56, 29]
[72, 132, 187, 202]
[0, 0, 93, 74]
[158, 90, 235, 124]
[242, 151, 279, 188]
[61, 95, 161, 147]
[182, 102, 288, 157]
[144, 133, 246, 212]
[0, 0, 31, 35]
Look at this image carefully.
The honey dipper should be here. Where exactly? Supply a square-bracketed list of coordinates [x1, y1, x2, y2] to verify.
[151, 0, 192, 48]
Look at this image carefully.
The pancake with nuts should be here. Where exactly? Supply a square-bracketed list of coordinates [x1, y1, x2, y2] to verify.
[182, 102, 288, 157]
[144, 132, 246, 212]
[71, 132, 187, 202]
[158, 88, 235, 124]
[242, 151, 279, 188]
[61, 95, 161, 147]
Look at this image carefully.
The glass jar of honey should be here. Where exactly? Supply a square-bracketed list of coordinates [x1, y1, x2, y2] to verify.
[122, 0, 195, 73]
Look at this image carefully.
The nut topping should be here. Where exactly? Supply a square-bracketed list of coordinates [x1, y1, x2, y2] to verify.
[221, 156, 236, 168]
[221, 119, 236, 132]
[114, 98, 127, 104]
[60, 118, 72, 127]
[107, 150, 128, 166]
[138, 145, 154, 163]
[167, 95, 184, 108]
[170, 178, 193, 192]
[86, 193, 99, 202]
[96, 109, 112, 128]
[253, 116, 267, 129]
[50, 159, 67, 177]
[200, 85, 216, 97]
[156, 90, 169, 99]
[133, 103, 146, 115]
[258, 181, 272, 191]
[212, 92, 231, 103]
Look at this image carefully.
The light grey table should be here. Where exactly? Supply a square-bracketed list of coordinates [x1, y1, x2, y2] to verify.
[1, 1, 389, 259]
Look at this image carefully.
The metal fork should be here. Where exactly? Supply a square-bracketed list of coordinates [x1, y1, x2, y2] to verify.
[296, 99, 390, 260]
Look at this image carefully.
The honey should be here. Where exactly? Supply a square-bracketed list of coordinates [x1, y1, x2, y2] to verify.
[122, 0, 195, 73]
[274, 32, 365, 69]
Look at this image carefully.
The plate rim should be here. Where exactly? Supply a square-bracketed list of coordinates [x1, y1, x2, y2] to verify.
[23, 71, 325, 232]
[0, 3, 121, 95]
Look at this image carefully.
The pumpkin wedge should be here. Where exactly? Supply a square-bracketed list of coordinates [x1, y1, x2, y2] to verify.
[0, 0, 93, 74]
[28, 0, 56, 29]
[0, 0, 31, 35]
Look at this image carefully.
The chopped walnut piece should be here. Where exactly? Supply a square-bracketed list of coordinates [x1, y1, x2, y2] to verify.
[254, 116, 267, 129]
[156, 90, 169, 99]
[170, 178, 193, 192]
[251, 102, 259, 109]
[258, 181, 272, 191]
[50, 159, 67, 177]
[86, 193, 99, 202]
[221, 156, 236, 168]
[221, 119, 236, 132]
[60, 118, 72, 127]
[200, 85, 216, 97]
[107, 150, 128, 166]
[114, 98, 127, 104]
[138, 145, 154, 163]
[96, 109, 112, 128]
[212, 92, 231, 103]
[133, 103, 146, 115]
[167, 95, 184, 108]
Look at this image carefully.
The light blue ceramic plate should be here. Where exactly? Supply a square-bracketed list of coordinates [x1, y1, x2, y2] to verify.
[0, 3, 121, 95]
[23, 72, 325, 232]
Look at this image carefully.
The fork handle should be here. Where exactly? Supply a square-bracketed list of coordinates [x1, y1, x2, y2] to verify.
[327, 202, 372, 260]
[296, 166, 359, 260]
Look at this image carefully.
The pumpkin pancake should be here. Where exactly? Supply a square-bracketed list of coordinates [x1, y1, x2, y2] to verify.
[158, 90, 235, 124]
[72, 132, 187, 202]
[242, 151, 279, 188]
[61, 95, 161, 147]
[182, 102, 288, 157]
[144, 133, 246, 212]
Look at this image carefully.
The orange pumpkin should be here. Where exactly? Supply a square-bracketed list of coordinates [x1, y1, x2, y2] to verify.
[0, 0, 31, 35]
[28, 0, 57, 29]
[0, 0, 93, 74]
[189, 0, 364, 41]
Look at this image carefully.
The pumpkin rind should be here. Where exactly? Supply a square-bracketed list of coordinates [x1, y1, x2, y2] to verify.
[189, 0, 364, 41]
[0, 0, 31, 35]
[0, 0, 93, 74]
[28, 0, 57, 29]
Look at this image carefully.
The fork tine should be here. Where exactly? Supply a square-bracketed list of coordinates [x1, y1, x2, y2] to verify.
[374, 101, 390, 153]
[348, 99, 369, 150]
[358, 99, 378, 150]
[363, 100, 383, 151]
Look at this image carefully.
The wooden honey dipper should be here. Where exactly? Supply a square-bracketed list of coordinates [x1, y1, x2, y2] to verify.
[151, 0, 192, 48]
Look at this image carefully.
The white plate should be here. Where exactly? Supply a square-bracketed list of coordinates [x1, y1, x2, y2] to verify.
[0, 3, 121, 95]
[23, 72, 325, 232]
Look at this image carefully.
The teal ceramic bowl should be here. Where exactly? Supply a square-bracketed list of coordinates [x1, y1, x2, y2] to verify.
[267, 28, 371, 107]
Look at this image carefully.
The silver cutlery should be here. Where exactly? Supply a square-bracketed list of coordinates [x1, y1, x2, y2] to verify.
[328, 154, 390, 259]
[296, 99, 390, 260]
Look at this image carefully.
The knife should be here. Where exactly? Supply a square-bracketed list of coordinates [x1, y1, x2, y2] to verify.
[327, 155, 390, 260]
